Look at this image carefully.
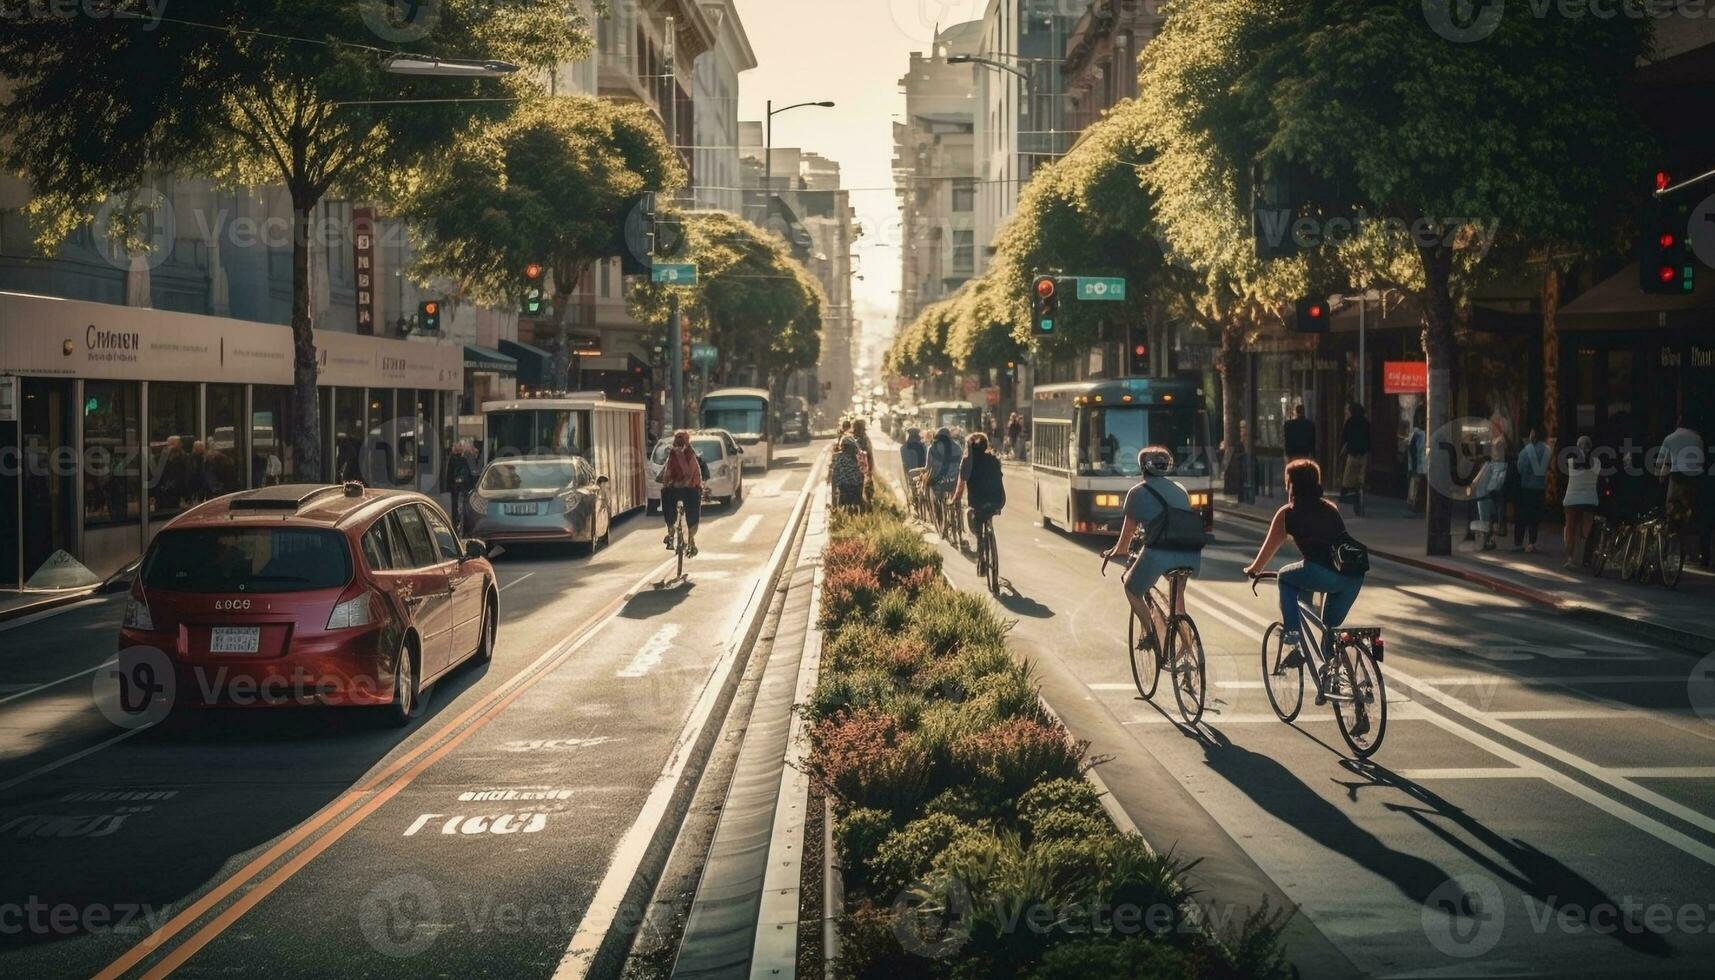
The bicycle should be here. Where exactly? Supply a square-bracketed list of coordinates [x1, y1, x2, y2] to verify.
[931, 484, 963, 550]
[1625, 510, 1686, 588]
[905, 467, 929, 524]
[1248, 571, 1386, 758]
[1102, 547, 1205, 725]
[663, 499, 691, 583]
[970, 506, 1001, 595]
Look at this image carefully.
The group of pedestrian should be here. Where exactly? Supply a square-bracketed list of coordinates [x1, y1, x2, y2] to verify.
[829, 416, 875, 509]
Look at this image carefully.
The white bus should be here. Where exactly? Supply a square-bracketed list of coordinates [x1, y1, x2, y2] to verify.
[481, 395, 649, 515]
[920, 400, 982, 436]
[1030, 378, 1217, 536]
[700, 387, 773, 471]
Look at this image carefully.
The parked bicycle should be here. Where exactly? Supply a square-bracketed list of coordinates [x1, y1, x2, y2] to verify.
[1248, 571, 1387, 758]
[1592, 508, 1685, 588]
[1103, 545, 1206, 725]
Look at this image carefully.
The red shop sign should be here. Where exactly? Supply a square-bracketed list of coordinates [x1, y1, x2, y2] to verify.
[1383, 361, 1427, 394]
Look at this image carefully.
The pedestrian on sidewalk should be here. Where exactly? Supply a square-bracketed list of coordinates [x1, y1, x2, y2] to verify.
[1660, 416, 1705, 555]
[1339, 401, 1370, 508]
[830, 436, 866, 510]
[1284, 404, 1316, 461]
[1513, 426, 1549, 553]
[1405, 412, 1427, 515]
[445, 439, 476, 531]
[1562, 435, 1599, 569]
[1470, 441, 1508, 550]
[1007, 412, 1024, 460]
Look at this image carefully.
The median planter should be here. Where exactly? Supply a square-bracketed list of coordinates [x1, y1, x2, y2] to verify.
[808, 496, 1290, 979]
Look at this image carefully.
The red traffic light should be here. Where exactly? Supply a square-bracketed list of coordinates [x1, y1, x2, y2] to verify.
[1659, 265, 1677, 284]
[1035, 277, 1056, 299]
[1656, 170, 1671, 192]
[524, 263, 544, 280]
[1133, 344, 1147, 357]
[1659, 233, 1677, 249]
[1308, 303, 1325, 319]
[422, 301, 439, 315]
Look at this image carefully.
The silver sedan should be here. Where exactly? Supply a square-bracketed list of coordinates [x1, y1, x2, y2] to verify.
[464, 456, 612, 551]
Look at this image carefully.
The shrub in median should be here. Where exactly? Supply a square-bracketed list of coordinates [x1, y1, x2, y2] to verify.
[812, 490, 1288, 979]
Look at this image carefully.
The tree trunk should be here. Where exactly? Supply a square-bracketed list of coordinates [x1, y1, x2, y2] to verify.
[290, 198, 322, 481]
[1217, 316, 1245, 489]
[1541, 265, 1563, 504]
[1421, 246, 1458, 556]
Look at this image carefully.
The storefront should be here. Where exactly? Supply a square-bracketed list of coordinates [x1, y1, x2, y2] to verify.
[0, 291, 462, 587]
[462, 344, 518, 415]
[1556, 262, 1715, 454]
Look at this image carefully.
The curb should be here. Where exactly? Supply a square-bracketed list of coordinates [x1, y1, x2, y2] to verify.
[1220, 508, 1715, 653]
[0, 588, 100, 624]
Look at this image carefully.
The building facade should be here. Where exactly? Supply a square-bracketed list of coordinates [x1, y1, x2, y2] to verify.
[895, 22, 983, 331]
[1061, 0, 1162, 134]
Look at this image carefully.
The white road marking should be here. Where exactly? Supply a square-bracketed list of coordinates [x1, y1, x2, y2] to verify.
[499, 572, 535, 592]
[1190, 582, 1715, 868]
[0, 659, 117, 708]
[729, 514, 763, 543]
[1604, 767, 1715, 779]
[1484, 709, 1631, 720]
[0, 597, 105, 634]
[1395, 768, 1534, 780]
[616, 625, 681, 679]
[0, 727, 150, 792]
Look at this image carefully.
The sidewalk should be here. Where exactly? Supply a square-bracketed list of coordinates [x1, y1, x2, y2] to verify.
[1220, 489, 1715, 651]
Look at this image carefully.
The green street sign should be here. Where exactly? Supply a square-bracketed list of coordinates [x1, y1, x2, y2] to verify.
[690, 343, 717, 367]
[1076, 277, 1126, 301]
[652, 263, 698, 285]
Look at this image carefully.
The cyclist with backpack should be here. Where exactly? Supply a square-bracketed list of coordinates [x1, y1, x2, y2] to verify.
[922, 427, 963, 525]
[1102, 447, 1207, 635]
[1242, 458, 1367, 667]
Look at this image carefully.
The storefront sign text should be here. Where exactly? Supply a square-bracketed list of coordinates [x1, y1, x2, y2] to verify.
[1384, 361, 1428, 394]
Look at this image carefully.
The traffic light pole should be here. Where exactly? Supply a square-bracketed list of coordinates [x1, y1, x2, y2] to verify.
[668, 292, 684, 431]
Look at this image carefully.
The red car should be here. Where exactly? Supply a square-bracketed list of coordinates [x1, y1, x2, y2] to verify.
[119, 483, 498, 725]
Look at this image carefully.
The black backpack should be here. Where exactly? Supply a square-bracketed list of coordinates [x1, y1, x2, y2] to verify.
[1330, 532, 1370, 575]
[1142, 484, 1207, 551]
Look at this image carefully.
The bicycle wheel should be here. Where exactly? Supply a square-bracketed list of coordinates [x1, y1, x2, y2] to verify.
[1167, 614, 1206, 726]
[1661, 527, 1685, 589]
[1590, 525, 1613, 577]
[1260, 622, 1303, 723]
[675, 506, 686, 579]
[1127, 608, 1160, 700]
[1621, 527, 1647, 581]
[984, 523, 1000, 595]
[1331, 642, 1387, 758]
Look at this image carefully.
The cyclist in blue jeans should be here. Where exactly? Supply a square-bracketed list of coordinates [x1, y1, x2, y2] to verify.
[1242, 458, 1365, 666]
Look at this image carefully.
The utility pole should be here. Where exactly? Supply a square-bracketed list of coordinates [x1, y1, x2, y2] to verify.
[665, 15, 684, 430]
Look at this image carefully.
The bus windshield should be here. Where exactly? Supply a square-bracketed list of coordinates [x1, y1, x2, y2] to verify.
[1078, 405, 1212, 478]
[702, 397, 766, 437]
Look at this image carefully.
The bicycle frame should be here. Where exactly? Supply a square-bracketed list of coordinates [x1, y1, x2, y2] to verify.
[1249, 573, 1383, 701]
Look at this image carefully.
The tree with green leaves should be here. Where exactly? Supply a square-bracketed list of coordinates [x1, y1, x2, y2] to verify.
[1206, 0, 1649, 553]
[628, 210, 823, 389]
[0, 1, 588, 476]
[884, 297, 957, 394]
[402, 95, 684, 382]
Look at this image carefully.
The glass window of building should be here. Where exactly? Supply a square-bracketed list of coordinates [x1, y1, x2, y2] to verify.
[251, 385, 294, 486]
[84, 381, 141, 527]
[148, 382, 201, 519]
[369, 388, 395, 484]
[415, 389, 436, 488]
[334, 388, 366, 483]
[393, 388, 418, 485]
[205, 384, 247, 496]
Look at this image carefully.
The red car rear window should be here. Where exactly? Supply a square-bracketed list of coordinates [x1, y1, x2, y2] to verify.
[143, 528, 353, 594]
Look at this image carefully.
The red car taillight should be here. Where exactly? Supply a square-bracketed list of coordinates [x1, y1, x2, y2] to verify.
[326, 587, 380, 631]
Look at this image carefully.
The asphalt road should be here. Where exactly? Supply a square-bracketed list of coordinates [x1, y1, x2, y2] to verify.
[0, 443, 824, 979]
[880, 436, 1715, 979]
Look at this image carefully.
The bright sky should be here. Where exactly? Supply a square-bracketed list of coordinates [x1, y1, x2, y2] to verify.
[732, 0, 982, 379]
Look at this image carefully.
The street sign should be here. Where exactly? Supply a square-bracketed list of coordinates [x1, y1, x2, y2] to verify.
[652, 263, 697, 285]
[1076, 277, 1126, 301]
[690, 343, 717, 367]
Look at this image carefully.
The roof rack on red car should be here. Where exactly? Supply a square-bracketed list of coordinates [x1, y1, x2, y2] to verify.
[227, 484, 348, 512]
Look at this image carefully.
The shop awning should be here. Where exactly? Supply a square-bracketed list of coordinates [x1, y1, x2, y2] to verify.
[463, 345, 517, 376]
[1559, 260, 1715, 331]
[499, 339, 553, 388]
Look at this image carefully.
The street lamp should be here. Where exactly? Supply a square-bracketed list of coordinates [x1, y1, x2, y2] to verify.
[383, 55, 519, 77]
[765, 100, 836, 191]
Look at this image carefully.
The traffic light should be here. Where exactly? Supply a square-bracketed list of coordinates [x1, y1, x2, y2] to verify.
[522, 262, 547, 316]
[1004, 360, 1016, 379]
[417, 299, 442, 334]
[1292, 297, 1329, 333]
[1128, 342, 1149, 375]
[1640, 171, 1695, 295]
[1032, 275, 1060, 335]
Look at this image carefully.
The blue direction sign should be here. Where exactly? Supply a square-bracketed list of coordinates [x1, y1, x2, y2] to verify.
[652, 263, 698, 285]
[1076, 277, 1126, 301]
[690, 343, 718, 367]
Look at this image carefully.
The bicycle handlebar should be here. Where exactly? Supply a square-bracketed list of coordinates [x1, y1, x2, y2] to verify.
[1247, 570, 1279, 596]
